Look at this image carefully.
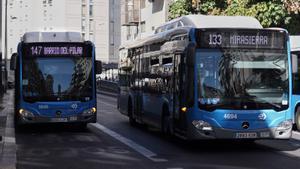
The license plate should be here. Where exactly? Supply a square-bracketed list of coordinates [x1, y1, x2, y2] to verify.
[236, 132, 257, 139]
[50, 118, 68, 122]
[260, 132, 270, 138]
[69, 116, 78, 121]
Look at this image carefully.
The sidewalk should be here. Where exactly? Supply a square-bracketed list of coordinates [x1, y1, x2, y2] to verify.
[0, 90, 16, 169]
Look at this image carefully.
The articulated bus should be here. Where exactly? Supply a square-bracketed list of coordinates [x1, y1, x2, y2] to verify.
[291, 36, 300, 130]
[118, 15, 292, 140]
[10, 32, 101, 128]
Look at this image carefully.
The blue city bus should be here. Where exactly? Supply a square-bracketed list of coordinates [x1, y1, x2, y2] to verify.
[118, 15, 292, 140]
[290, 36, 300, 130]
[10, 32, 101, 128]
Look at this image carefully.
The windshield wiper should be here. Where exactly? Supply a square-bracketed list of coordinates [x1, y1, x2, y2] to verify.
[246, 96, 282, 109]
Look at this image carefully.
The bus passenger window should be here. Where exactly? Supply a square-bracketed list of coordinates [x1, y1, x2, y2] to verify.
[292, 53, 300, 94]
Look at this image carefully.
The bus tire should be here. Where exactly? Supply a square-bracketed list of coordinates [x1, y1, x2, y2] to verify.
[161, 106, 173, 138]
[14, 114, 22, 132]
[128, 99, 137, 126]
[78, 123, 87, 129]
[295, 107, 300, 131]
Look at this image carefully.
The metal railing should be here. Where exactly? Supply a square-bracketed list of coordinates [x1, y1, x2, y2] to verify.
[97, 80, 119, 93]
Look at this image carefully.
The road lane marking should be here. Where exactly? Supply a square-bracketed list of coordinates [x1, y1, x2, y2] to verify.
[4, 136, 15, 144]
[90, 123, 168, 162]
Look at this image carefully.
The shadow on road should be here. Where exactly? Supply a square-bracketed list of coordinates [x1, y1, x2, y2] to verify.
[15, 123, 88, 134]
[130, 122, 300, 153]
[15, 123, 157, 169]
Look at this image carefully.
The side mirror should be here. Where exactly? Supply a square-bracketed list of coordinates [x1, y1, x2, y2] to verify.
[95, 60, 102, 74]
[10, 53, 17, 71]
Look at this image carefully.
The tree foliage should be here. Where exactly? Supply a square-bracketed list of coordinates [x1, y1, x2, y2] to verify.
[169, 0, 192, 19]
[168, 0, 300, 34]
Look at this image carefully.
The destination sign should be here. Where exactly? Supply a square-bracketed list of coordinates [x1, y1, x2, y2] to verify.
[23, 43, 89, 57]
[31, 46, 83, 56]
[196, 29, 287, 49]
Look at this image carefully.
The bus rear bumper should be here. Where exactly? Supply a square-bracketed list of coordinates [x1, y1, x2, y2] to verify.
[18, 114, 97, 124]
[187, 124, 292, 140]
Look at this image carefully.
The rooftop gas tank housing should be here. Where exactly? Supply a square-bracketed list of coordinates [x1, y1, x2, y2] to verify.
[290, 36, 300, 52]
[22, 32, 84, 43]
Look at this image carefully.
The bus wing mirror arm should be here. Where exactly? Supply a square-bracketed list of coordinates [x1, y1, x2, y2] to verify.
[10, 53, 17, 71]
[96, 60, 102, 74]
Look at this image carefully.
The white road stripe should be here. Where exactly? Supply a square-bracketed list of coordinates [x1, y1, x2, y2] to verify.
[4, 136, 16, 144]
[90, 123, 168, 162]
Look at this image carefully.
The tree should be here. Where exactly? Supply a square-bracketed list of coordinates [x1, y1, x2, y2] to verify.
[168, 0, 191, 20]
[223, 0, 290, 28]
[283, 0, 300, 14]
[168, 0, 300, 34]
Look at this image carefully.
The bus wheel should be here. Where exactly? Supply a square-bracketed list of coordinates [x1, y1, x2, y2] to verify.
[14, 114, 22, 132]
[162, 108, 173, 138]
[78, 123, 87, 129]
[128, 100, 137, 126]
[296, 107, 300, 131]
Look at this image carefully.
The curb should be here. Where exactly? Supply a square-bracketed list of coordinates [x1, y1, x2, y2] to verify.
[0, 91, 16, 169]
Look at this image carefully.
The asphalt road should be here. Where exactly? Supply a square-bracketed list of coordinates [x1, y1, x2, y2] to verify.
[14, 93, 300, 169]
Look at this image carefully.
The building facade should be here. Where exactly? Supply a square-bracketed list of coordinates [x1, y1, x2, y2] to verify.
[121, 0, 172, 45]
[3, 0, 120, 64]
[87, 0, 121, 63]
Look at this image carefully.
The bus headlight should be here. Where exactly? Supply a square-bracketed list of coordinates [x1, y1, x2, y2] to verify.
[192, 120, 213, 131]
[19, 109, 34, 118]
[82, 107, 96, 116]
[276, 120, 292, 131]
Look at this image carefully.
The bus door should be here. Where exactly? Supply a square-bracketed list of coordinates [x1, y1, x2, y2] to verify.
[142, 55, 162, 127]
[292, 51, 300, 129]
[132, 50, 143, 122]
[173, 53, 186, 131]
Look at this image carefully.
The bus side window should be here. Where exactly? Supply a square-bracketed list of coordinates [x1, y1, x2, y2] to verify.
[162, 56, 173, 92]
[292, 52, 300, 94]
[292, 53, 298, 73]
[149, 56, 160, 93]
[141, 57, 150, 92]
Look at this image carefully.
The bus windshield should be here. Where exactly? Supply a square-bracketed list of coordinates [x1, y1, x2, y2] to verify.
[22, 56, 93, 102]
[197, 49, 289, 111]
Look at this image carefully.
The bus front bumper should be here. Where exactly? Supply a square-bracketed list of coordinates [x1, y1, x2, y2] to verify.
[187, 122, 292, 140]
[18, 114, 97, 124]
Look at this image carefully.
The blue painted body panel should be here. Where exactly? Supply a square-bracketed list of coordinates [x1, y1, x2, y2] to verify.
[118, 28, 292, 139]
[191, 28, 292, 131]
[187, 109, 289, 130]
[21, 100, 95, 118]
[17, 42, 97, 122]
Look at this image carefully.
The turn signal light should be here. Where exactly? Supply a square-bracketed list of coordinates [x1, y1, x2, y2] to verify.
[181, 107, 187, 113]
